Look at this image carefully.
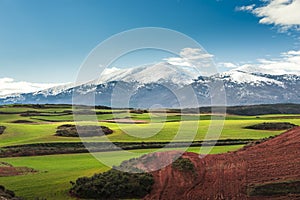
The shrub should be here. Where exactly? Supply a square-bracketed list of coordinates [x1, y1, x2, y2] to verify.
[0, 126, 6, 135]
[70, 169, 154, 199]
[0, 185, 23, 200]
[129, 109, 148, 114]
[249, 180, 300, 196]
[245, 122, 297, 130]
[55, 124, 113, 137]
[172, 157, 195, 172]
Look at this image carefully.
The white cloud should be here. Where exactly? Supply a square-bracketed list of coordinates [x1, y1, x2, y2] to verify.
[163, 57, 193, 67]
[179, 48, 214, 60]
[163, 48, 216, 75]
[0, 78, 64, 97]
[236, 4, 255, 11]
[282, 50, 300, 55]
[164, 48, 214, 66]
[218, 62, 238, 68]
[238, 0, 300, 30]
[226, 49, 300, 75]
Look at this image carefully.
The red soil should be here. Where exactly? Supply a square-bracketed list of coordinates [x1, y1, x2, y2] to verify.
[0, 162, 37, 177]
[143, 127, 300, 200]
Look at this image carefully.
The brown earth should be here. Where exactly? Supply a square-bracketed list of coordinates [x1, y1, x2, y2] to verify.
[142, 127, 300, 200]
[0, 162, 37, 177]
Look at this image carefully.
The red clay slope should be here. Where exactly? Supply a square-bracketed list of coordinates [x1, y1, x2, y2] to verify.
[143, 127, 300, 200]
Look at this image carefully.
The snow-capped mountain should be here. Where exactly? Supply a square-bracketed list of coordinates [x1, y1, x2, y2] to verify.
[95, 62, 200, 85]
[33, 82, 77, 96]
[193, 69, 300, 105]
[1, 64, 300, 107]
[214, 70, 284, 86]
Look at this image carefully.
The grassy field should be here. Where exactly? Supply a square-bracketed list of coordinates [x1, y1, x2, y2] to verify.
[1, 111, 300, 147]
[0, 146, 243, 199]
[0, 105, 299, 199]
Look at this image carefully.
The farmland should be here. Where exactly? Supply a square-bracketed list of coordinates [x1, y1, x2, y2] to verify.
[0, 104, 299, 199]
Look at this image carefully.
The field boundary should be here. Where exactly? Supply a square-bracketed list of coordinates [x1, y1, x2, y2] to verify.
[0, 139, 252, 157]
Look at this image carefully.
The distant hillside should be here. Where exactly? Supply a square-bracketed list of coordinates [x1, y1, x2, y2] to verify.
[181, 103, 300, 116]
[2, 103, 300, 116]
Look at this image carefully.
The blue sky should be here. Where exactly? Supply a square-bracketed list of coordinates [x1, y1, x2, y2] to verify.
[0, 0, 299, 84]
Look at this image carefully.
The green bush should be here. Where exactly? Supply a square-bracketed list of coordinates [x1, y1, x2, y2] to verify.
[249, 180, 300, 196]
[0, 126, 6, 135]
[172, 157, 195, 172]
[0, 185, 23, 200]
[129, 109, 148, 114]
[245, 122, 297, 130]
[55, 124, 113, 137]
[70, 169, 154, 199]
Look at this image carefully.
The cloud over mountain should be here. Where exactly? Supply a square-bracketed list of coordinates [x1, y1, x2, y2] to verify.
[0, 77, 64, 97]
[219, 50, 300, 75]
[163, 48, 216, 76]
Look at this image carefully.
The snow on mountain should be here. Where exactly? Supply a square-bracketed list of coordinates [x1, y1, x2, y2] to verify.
[232, 64, 300, 76]
[1, 61, 300, 106]
[1, 62, 200, 100]
[96, 62, 201, 85]
[33, 82, 75, 96]
[215, 70, 284, 86]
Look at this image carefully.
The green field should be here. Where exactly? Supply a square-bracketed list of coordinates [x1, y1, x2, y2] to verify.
[0, 105, 299, 199]
[2, 112, 299, 147]
[0, 146, 243, 199]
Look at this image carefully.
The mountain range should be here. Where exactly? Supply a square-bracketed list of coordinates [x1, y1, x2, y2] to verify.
[1, 62, 300, 108]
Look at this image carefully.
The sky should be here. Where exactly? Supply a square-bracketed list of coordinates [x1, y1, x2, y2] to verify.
[0, 0, 300, 95]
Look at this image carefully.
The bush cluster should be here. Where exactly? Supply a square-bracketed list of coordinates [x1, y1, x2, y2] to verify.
[245, 122, 297, 130]
[249, 180, 300, 196]
[172, 157, 195, 172]
[55, 124, 113, 137]
[70, 169, 154, 199]
[129, 109, 148, 114]
[0, 126, 6, 135]
[0, 185, 23, 200]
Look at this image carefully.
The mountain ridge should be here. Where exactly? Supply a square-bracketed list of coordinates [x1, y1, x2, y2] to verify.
[1, 64, 300, 107]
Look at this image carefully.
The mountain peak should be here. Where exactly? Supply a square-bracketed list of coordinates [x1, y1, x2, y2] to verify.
[97, 62, 201, 85]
